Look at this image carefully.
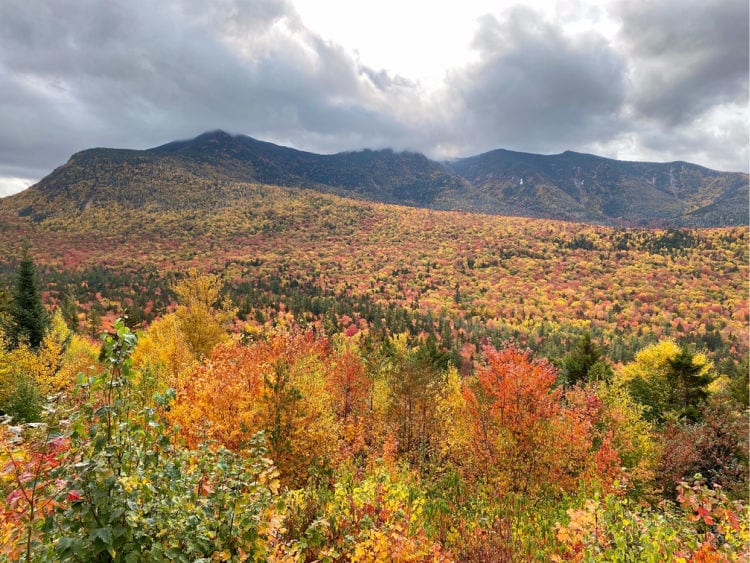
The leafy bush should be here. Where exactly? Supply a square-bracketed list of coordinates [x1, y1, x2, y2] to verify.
[2, 320, 286, 561]
[554, 477, 750, 561]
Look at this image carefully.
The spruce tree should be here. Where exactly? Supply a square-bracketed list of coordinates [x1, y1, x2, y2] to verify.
[562, 332, 612, 385]
[667, 346, 712, 421]
[5, 248, 50, 349]
[60, 290, 80, 332]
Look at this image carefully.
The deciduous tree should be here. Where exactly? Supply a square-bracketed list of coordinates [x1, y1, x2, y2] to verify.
[465, 346, 614, 496]
[619, 340, 713, 423]
[172, 269, 236, 359]
[169, 330, 338, 485]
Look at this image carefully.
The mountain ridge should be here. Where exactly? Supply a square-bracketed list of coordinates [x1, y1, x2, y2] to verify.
[3, 130, 747, 227]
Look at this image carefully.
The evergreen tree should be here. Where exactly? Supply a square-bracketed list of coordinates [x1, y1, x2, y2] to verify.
[60, 291, 79, 332]
[86, 306, 103, 338]
[667, 346, 713, 422]
[723, 355, 749, 409]
[562, 332, 612, 385]
[5, 248, 50, 349]
[0, 285, 10, 331]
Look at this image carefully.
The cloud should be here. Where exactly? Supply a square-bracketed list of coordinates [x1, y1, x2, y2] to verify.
[594, 0, 750, 171]
[0, 0, 747, 195]
[0, 177, 34, 198]
[613, 0, 748, 126]
[443, 7, 627, 155]
[0, 0, 417, 184]
[436, 1, 748, 172]
[584, 97, 748, 172]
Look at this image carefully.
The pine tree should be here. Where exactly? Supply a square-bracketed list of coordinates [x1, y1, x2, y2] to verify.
[562, 332, 612, 385]
[667, 346, 712, 422]
[60, 291, 79, 332]
[5, 248, 50, 349]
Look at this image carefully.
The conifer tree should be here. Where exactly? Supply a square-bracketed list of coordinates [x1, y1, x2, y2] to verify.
[619, 340, 714, 423]
[562, 332, 612, 385]
[5, 248, 50, 349]
[60, 291, 79, 332]
[667, 346, 713, 422]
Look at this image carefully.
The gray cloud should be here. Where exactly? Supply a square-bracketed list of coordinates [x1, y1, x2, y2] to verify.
[0, 0, 415, 183]
[439, 1, 749, 171]
[613, 0, 748, 125]
[0, 0, 747, 194]
[446, 7, 627, 155]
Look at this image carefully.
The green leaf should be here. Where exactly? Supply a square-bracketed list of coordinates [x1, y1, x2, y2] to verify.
[94, 405, 112, 418]
[89, 526, 113, 547]
[55, 536, 77, 552]
[165, 547, 186, 560]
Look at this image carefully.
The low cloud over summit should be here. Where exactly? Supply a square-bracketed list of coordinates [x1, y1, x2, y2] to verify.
[0, 0, 747, 195]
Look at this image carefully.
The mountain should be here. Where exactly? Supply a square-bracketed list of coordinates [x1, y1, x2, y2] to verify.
[446, 149, 749, 227]
[2, 130, 747, 227]
[149, 131, 468, 206]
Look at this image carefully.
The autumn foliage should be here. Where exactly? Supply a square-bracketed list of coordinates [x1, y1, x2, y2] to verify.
[0, 221, 747, 560]
[463, 346, 621, 496]
[169, 331, 340, 484]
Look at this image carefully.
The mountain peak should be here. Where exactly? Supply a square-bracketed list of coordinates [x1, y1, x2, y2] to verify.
[3, 132, 747, 228]
[194, 129, 234, 141]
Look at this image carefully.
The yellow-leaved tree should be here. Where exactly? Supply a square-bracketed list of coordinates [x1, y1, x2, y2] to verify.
[131, 313, 194, 399]
[0, 312, 73, 420]
[617, 340, 713, 423]
[54, 333, 101, 393]
[581, 381, 661, 500]
[36, 311, 101, 396]
[33, 311, 70, 396]
[435, 364, 472, 469]
[172, 269, 237, 359]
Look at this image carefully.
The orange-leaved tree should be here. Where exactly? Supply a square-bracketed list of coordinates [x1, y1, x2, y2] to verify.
[169, 330, 339, 485]
[326, 340, 373, 461]
[464, 345, 618, 496]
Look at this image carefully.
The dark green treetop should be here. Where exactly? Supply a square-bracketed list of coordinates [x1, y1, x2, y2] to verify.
[667, 346, 713, 422]
[562, 332, 612, 385]
[5, 247, 50, 349]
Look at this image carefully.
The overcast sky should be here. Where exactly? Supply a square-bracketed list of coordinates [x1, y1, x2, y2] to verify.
[1, 0, 747, 196]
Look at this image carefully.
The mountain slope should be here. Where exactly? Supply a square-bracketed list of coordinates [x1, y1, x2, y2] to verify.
[446, 149, 749, 226]
[5, 131, 468, 217]
[151, 130, 469, 206]
[1, 131, 746, 227]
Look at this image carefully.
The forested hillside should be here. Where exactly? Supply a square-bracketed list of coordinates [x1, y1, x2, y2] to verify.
[0, 174, 747, 560]
[1, 273, 747, 560]
[0, 183, 747, 365]
[4, 130, 747, 227]
[447, 149, 750, 226]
